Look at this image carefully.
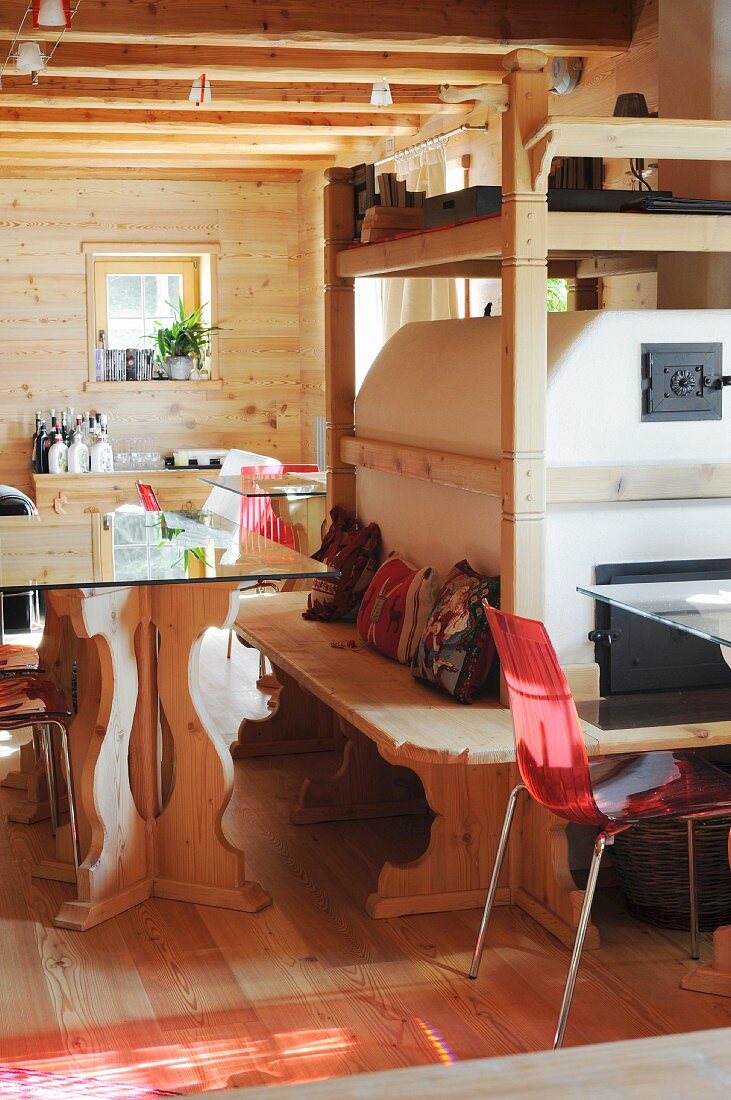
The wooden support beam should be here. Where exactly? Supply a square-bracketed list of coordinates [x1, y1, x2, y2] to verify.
[0, 109, 419, 138]
[575, 254, 658, 279]
[0, 133, 373, 157]
[500, 49, 549, 622]
[546, 463, 731, 504]
[0, 79, 465, 116]
[40, 44, 507, 86]
[340, 436, 502, 496]
[324, 168, 357, 516]
[0, 1, 632, 54]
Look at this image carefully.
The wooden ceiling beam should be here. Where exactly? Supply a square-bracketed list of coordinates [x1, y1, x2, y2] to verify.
[0, 1, 632, 54]
[33, 44, 506, 85]
[0, 108, 420, 137]
[0, 79, 467, 115]
[0, 132, 374, 155]
[0, 165, 306, 180]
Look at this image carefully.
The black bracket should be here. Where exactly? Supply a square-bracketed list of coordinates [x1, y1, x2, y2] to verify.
[588, 629, 621, 647]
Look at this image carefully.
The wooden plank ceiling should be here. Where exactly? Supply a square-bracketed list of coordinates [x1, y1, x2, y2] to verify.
[0, 0, 632, 175]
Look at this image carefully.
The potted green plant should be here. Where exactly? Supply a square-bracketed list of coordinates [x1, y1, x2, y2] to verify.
[151, 299, 219, 381]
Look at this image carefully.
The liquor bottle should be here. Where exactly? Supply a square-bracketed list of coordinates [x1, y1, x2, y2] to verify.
[61, 408, 68, 444]
[90, 422, 114, 473]
[86, 411, 96, 450]
[33, 417, 47, 474]
[68, 417, 90, 474]
[30, 411, 42, 471]
[47, 429, 69, 474]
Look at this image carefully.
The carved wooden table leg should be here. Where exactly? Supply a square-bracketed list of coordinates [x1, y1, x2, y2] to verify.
[151, 581, 271, 913]
[510, 794, 600, 950]
[53, 587, 152, 930]
[681, 828, 731, 996]
[292, 718, 426, 824]
[233, 661, 342, 758]
[366, 748, 511, 918]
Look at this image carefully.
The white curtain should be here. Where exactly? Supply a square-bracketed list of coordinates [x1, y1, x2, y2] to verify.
[382, 142, 458, 341]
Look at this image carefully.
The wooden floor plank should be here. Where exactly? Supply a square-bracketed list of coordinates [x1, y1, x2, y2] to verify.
[0, 625, 729, 1094]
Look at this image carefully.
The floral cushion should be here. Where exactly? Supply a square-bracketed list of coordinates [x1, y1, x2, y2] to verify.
[356, 552, 437, 664]
[411, 560, 500, 704]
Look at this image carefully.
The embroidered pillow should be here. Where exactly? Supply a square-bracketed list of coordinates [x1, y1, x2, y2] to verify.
[303, 506, 381, 622]
[356, 552, 437, 664]
[411, 560, 500, 704]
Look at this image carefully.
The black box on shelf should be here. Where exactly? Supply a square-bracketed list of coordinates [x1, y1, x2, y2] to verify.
[424, 186, 502, 228]
[547, 188, 673, 212]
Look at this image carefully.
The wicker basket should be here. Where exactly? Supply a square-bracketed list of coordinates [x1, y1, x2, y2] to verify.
[612, 814, 731, 931]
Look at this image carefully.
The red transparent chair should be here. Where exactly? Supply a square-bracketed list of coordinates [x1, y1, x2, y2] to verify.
[228, 464, 320, 662]
[0, 673, 80, 869]
[472, 604, 731, 1049]
[238, 463, 320, 552]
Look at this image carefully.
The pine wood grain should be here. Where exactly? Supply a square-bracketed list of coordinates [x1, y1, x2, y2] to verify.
[1, 627, 730, 1094]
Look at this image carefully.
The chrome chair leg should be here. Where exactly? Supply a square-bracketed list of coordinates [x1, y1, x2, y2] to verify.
[41, 724, 60, 837]
[469, 783, 527, 979]
[687, 818, 700, 961]
[553, 831, 609, 1050]
[55, 721, 81, 871]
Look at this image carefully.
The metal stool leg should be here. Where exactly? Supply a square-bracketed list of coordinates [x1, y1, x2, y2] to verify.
[55, 721, 81, 872]
[687, 818, 700, 961]
[469, 783, 527, 979]
[227, 629, 233, 659]
[41, 724, 60, 837]
[553, 831, 609, 1050]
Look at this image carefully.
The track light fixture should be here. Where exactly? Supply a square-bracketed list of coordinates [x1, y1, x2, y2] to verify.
[34, 0, 72, 28]
[190, 74, 212, 106]
[370, 77, 393, 107]
[15, 40, 45, 82]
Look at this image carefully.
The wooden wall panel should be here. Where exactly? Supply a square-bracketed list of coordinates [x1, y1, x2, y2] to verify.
[298, 168, 326, 463]
[0, 176, 303, 498]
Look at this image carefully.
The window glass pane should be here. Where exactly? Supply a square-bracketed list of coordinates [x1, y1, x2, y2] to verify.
[108, 319, 149, 349]
[113, 510, 147, 546]
[107, 274, 143, 317]
[113, 546, 151, 582]
[144, 273, 183, 318]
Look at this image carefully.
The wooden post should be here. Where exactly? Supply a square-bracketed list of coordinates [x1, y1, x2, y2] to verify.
[566, 277, 600, 311]
[500, 49, 549, 620]
[323, 166, 357, 516]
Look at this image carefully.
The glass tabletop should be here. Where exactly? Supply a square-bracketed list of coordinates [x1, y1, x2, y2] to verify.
[578, 579, 731, 649]
[0, 507, 338, 593]
[199, 473, 326, 498]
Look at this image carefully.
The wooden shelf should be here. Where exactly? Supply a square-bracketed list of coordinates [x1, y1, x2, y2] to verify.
[527, 115, 731, 188]
[337, 210, 731, 280]
[84, 379, 223, 393]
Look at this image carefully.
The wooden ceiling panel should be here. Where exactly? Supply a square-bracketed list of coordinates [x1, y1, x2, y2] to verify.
[0, 0, 632, 170]
[0, 1, 632, 54]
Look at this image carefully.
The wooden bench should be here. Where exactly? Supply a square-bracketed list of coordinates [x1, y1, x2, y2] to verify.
[233, 592, 731, 928]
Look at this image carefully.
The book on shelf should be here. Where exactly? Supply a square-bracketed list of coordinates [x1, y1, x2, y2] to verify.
[351, 162, 425, 236]
[548, 156, 604, 190]
[95, 348, 157, 383]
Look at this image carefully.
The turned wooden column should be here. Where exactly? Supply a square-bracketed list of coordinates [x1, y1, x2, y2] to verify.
[500, 49, 549, 620]
[323, 166, 357, 516]
[567, 277, 600, 311]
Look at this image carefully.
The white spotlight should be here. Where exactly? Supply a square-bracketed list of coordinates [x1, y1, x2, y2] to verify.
[189, 74, 212, 106]
[37, 0, 68, 27]
[370, 77, 392, 107]
[15, 41, 46, 74]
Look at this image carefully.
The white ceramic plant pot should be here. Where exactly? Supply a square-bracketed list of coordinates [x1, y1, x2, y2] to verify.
[165, 355, 194, 381]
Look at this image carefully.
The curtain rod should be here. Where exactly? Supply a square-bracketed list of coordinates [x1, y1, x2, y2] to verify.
[373, 124, 487, 169]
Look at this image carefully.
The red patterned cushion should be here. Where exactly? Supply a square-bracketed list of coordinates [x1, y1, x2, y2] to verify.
[357, 552, 437, 664]
[411, 560, 500, 703]
[303, 506, 381, 622]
